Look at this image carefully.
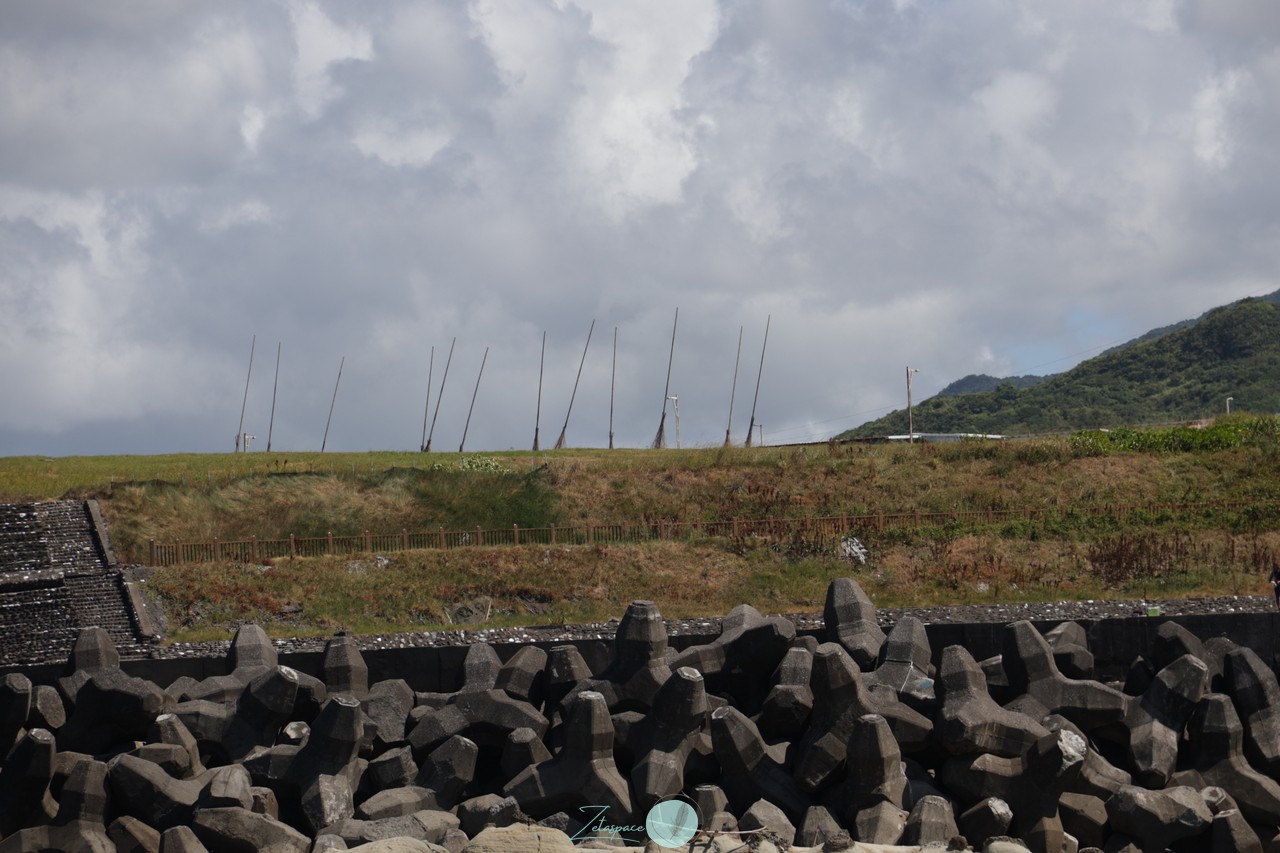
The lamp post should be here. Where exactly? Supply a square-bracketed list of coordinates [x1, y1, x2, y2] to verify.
[667, 396, 681, 448]
[1226, 396, 1233, 414]
[906, 367, 919, 443]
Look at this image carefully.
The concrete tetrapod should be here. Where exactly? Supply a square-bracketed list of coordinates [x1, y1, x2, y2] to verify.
[794, 642, 931, 793]
[1121, 653, 1206, 788]
[866, 616, 935, 712]
[709, 704, 811, 822]
[0, 728, 58, 836]
[757, 644, 816, 742]
[628, 666, 711, 811]
[357, 735, 478, 819]
[323, 634, 371, 701]
[838, 713, 909, 845]
[1220, 646, 1280, 780]
[935, 644, 1048, 759]
[563, 600, 672, 714]
[1104, 784, 1213, 853]
[166, 623, 327, 720]
[107, 753, 252, 830]
[53, 628, 172, 756]
[242, 694, 366, 835]
[671, 603, 795, 711]
[822, 577, 886, 670]
[502, 690, 634, 825]
[941, 727, 1086, 853]
[1000, 620, 1129, 734]
[172, 664, 302, 764]
[1185, 693, 1280, 825]
[0, 758, 114, 853]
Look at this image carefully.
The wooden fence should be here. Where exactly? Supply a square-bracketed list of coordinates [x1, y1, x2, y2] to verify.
[142, 500, 1274, 567]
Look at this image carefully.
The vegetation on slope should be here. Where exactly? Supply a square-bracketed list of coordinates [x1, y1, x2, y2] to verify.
[2, 419, 1279, 642]
[841, 298, 1280, 438]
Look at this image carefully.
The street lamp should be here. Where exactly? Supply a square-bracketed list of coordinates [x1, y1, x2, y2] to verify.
[906, 367, 919, 443]
[1226, 396, 1234, 414]
[667, 396, 681, 448]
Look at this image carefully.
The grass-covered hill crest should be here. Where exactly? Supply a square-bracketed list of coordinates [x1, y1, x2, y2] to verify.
[840, 297, 1280, 438]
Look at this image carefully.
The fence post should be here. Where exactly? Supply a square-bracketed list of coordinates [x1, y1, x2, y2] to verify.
[551, 524, 556, 545]
[327, 531, 333, 555]
[214, 538, 220, 563]
[914, 508, 921, 526]
[476, 526, 482, 547]
[513, 524, 519, 546]
[289, 534, 296, 559]
[439, 527, 445, 549]
[588, 524, 594, 544]
[402, 529, 408, 550]
[877, 512, 884, 532]
[149, 539, 157, 565]
[364, 530, 371, 551]
[251, 535, 258, 562]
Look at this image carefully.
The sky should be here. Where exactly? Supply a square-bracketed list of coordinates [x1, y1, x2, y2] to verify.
[3, 0, 1279, 456]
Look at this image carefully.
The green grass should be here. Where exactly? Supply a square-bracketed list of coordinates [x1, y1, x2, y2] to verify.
[5, 423, 1280, 642]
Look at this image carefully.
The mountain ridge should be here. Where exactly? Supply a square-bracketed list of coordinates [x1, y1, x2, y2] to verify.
[838, 293, 1280, 438]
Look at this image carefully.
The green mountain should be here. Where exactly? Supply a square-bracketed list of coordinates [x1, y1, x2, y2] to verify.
[838, 297, 1280, 438]
[936, 374, 1047, 397]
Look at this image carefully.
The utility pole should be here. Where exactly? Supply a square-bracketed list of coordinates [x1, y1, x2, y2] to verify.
[321, 356, 344, 452]
[1226, 396, 1234, 415]
[459, 347, 488, 453]
[609, 327, 617, 450]
[424, 338, 455, 452]
[236, 335, 255, 452]
[533, 332, 545, 451]
[267, 342, 281, 452]
[745, 315, 770, 447]
[907, 366, 919, 443]
[725, 325, 742, 447]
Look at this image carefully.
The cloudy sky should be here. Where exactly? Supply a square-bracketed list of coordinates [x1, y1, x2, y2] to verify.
[3, 0, 1278, 456]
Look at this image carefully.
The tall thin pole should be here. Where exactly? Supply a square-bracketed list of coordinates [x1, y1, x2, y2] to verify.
[609, 326, 617, 449]
[459, 347, 488, 453]
[533, 332, 545, 451]
[266, 341, 281, 452]
[419, 346, 435, 451]
[321, 356, 344, 452]
[236, 335, 255, 452]
[652, 308, 679, 449]
[745, 315, 770, 447]
[425, 337, 455, 452]
[725, 325, 743, 447]
[555, 319, 595, 450]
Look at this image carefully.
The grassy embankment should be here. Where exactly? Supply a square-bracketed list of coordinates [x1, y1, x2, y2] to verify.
[2, 416, 1278, 643]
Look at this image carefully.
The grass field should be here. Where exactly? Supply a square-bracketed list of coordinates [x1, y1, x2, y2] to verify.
[3, 418, 1279, 643]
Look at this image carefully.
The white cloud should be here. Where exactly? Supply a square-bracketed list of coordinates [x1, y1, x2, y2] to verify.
[241, 105, 267, 152]
[560, 0, 720, 218]
[1191, 69, 1244, 168]
[353, 122, 452, 169]
[288, 0, 373, 118]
